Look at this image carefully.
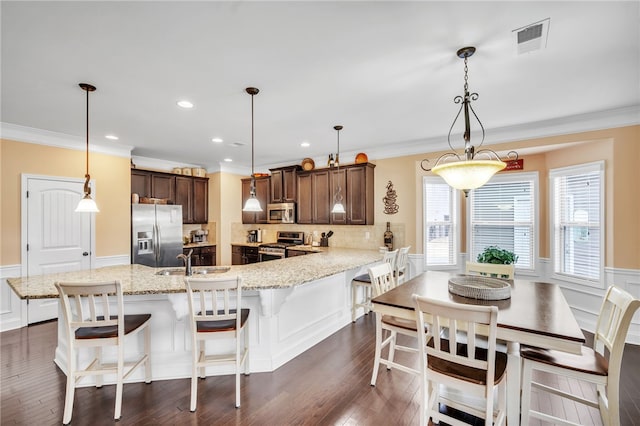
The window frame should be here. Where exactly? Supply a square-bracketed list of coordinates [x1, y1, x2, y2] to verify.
[423, 175, 459, 270]
[466, 171, 539, 275]
[549, 161, 605, 288]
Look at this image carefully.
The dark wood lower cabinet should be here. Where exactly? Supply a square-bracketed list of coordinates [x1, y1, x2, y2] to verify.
[184, 246, 216, 266]
[231, 245, 259, 265]
[286, 249, 308, 257]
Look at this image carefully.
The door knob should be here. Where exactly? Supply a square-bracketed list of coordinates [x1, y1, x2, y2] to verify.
[82, 252, 89, 256]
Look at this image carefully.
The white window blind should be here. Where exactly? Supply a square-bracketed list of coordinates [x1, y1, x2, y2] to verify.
[550, 162, 603, 284]
[469, 173, 537, 271]
[423, 176, 457, 266]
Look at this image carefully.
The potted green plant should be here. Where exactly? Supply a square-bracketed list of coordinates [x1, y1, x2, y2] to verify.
[477, 246, 518, 265]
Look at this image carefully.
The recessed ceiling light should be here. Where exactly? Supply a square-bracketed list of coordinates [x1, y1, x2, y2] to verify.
[105, 134, 119, 140]
[211, 137, 223, 143]
[224, 158, 233, 162]
[177, 100, 194, 109]
[300, 141, 310, 147]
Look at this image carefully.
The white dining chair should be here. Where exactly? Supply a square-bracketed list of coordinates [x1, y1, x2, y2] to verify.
[521, 285, 640, 426]
[351, 249, 398, 322]
[395, 246, 411, 284]
[412, 294, 507, 426]
[55, 280, 152, 425]
[465, 261, 515, 279]
[369, 262, 421, 386]
[184, 275, 250, 411]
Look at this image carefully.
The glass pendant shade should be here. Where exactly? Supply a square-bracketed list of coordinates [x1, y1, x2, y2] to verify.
[331, 201, 346, 214]
[75, 194, 100, 213]
[243, 194, 262, 212]
[431, 159, 506, 191]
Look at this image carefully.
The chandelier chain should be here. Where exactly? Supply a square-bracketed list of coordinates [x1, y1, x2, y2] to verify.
[463, 55, 469, 94]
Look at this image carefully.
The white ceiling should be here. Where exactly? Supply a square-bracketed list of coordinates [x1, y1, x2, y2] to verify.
[2, 1, 639, 173]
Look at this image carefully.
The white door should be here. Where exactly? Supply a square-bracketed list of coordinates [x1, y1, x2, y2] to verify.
[23, 175, 94, 323]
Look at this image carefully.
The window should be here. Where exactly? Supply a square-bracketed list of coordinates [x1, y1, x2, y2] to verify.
[550, 161, 604, 286]
[423, 176, 458, 268]
[468, 172, 537, 272]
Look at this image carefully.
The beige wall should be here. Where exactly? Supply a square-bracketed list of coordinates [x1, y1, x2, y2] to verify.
[212, 171, 244, 265]
[1, 139, 131, 265]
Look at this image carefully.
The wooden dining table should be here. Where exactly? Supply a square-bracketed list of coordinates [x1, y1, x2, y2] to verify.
[371, 270, 586, 425]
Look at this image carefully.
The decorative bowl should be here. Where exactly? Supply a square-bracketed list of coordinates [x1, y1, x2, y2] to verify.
[355, 153, 368, 163]
[448, 275, 511, 300]
[302, 158, 315, 171]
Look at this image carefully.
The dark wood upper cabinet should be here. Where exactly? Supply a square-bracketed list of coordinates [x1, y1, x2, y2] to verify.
[241, 176, 270, 224]
[175, 176, 194, 223]
[298, 163, 375, 225]
[131, 170, 151, 197]
[345, 163, 375, 225]
[270, 165, 301, 203]
[151, 174, 175, 204]
[132, 169, 208, 224]
[297, 170, 330, 224]
[192, 178, 208, 224]
[296, 173, 313, 224]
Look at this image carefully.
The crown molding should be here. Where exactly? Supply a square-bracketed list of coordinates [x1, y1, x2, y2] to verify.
[1, 122, 133, 158]
[356, 105, 640, 162]
[3, 106, 638, 168]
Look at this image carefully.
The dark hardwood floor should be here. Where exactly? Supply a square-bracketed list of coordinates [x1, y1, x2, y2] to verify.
[2, 314, 639, 425]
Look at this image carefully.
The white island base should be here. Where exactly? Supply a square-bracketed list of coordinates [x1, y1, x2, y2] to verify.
[53, 268, 364, 384]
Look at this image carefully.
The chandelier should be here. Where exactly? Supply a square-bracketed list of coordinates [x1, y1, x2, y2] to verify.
[421, 46, 517, 196]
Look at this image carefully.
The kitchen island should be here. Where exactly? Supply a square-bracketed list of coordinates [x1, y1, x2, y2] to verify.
[7, 247, 382, 384]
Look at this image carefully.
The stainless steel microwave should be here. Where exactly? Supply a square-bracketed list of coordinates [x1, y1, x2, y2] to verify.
[267, 203, 295, 224]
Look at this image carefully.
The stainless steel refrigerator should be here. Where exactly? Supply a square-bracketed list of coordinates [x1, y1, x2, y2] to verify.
[132, 204, 183, 267]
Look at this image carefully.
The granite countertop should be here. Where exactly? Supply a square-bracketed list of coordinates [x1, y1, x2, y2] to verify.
[6, 247, 383, 299]
[231, 242, 265, 248]
[183, 242, 216, 249]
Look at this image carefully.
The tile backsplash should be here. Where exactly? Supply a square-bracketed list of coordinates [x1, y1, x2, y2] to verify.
[230, 222, 405, 251]
[183, 223, 216, 244]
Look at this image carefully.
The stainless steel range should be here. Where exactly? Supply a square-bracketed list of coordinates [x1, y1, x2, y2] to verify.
[258, 231, 304, 262]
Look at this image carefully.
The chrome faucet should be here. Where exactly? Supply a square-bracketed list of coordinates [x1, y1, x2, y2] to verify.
[177, 249, 193, 276]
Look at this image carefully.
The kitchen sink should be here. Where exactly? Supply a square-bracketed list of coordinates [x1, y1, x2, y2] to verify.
[155, 267, 230, 276]
[155, 268, 186, 276]
[193, 267, 230, 274]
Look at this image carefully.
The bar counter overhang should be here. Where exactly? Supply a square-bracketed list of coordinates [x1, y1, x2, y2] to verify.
[7, 247, 383, 384]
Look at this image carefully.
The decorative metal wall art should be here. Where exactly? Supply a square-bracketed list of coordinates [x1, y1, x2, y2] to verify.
[383, 180, 399, 214]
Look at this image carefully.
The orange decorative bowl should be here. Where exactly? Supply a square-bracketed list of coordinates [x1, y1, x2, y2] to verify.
[301, 158, 315, 171]
[355, 153, 368, 164]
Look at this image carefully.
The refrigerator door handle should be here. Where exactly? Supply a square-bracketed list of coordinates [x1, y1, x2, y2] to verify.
[154, 223, 161, 264]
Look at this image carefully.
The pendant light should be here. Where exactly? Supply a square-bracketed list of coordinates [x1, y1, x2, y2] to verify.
[242, 87, 263, 212]
[75, 83, 100, 213]
[331, 125, 346, 214]
[421, 47, 517, 197]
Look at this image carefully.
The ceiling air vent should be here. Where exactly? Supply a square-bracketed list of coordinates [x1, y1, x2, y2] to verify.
[512, 18, 550, 55]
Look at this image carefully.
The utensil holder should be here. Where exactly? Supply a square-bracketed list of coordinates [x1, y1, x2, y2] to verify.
[320, 237, 328, 247]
